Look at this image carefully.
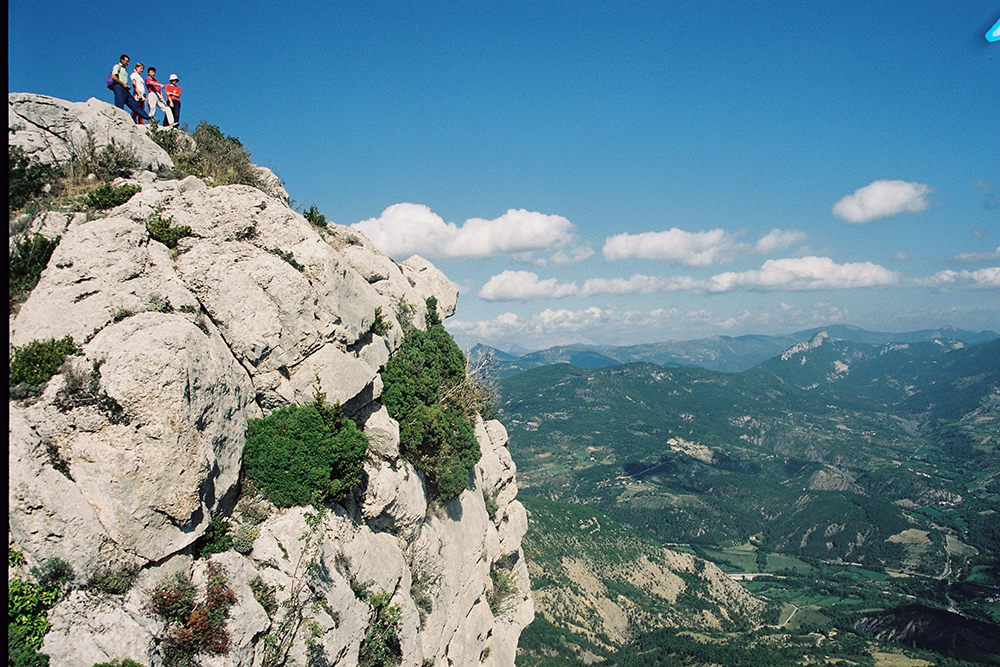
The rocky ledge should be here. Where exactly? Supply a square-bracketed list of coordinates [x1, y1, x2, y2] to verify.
[9, 93, 532, 667]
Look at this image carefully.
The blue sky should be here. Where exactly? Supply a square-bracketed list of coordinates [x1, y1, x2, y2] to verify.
[9, 1, 999, 351]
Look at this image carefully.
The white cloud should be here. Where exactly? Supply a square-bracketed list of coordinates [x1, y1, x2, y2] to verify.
[755, 228, 809, 254]
[446, 302, 857, 350]
[480, 257, 899, 302]
[351, 203, 590, 261]
[953, 247, 1000, 263]
[916, 267, 1000, 288]
[705, 257, 899, 292]
[478, 270, 578, 301]
[602, 227, 807, 265]
[602, 227, 738, 265]
[832, 180, 933, 224]
[580, 274, 696, 296]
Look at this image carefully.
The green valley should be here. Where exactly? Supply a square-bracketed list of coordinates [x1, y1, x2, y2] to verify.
[502, 333, 1000, 665]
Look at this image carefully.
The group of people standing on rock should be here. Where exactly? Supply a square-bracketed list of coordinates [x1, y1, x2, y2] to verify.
[109, 54, 181, 128]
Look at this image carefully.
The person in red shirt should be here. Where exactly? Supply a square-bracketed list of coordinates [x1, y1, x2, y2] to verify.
[165, 75, 182, 128]
[145, 67, 174, 127]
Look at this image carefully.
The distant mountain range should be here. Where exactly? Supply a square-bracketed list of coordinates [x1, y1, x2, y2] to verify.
[473, 325, 1000, 376]
[498, 333, 1000, 568]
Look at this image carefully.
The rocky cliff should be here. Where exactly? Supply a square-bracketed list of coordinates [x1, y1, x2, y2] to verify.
[9, 93, 533, 667]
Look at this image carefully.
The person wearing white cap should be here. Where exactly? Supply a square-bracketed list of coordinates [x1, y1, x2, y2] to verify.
[165, 74, 182, 128]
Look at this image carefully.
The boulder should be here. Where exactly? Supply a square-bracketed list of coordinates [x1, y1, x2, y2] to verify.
[8, 93, 173, 171]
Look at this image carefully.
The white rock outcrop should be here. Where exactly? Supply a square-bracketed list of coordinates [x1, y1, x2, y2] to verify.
[11, 95, 530, 667]
[9, 93, 173, 171]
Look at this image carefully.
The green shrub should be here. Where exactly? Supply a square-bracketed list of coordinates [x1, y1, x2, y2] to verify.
[372, 307, 392, 337]
[88, 564, 139, 595]
[149, 124, 183, 156]
[358, 590, 402, 667]
[486, 566, 517, 616]
[484, 490, 499, 521]
[151, 563, 236, 667]
[381, 298, 482, 501]
[232, 524, 259, 555]
[193, 517, 232, 559]
[148, 573, 197, 626]
[9, 234, 60, 311]
[303, 204, 327, 227]
[9, 336, 77, 386]
[146, 216, 192, 249]
[91, 140, 139, 182]
[9, 146, 54, 212]
[86, 183, 141, 210]
[242, 401, 368, 508]
[8, 569, 61, 666]
[92, 660, 144, 667]
[187, 122, 261, 188]
[29, 558, 73, 589]
[249, 576, 277, 617]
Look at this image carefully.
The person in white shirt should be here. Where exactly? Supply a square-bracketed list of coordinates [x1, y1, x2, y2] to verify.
[130, 63, 148, 125]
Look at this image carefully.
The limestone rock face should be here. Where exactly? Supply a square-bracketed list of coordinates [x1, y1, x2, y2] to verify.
[10, 95, 529, 667]
[8, 93, 173, 171]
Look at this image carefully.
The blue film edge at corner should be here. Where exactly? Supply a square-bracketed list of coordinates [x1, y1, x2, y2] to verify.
[988, 16, 1000, 42]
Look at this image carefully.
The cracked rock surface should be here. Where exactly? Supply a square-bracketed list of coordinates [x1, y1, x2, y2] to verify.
[10, 94, 530, 667]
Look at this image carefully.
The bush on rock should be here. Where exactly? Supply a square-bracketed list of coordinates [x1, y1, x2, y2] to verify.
[242, 398, 367, 508]
[381, 297, 483, 501]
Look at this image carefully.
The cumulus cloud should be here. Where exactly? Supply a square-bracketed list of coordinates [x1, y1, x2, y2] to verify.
[446, 302, 857, 350]
[479, 257, 898, 302]
[916, 267, 1000, 288]
[704, 257, 898, 292]
[602, 227, 807, 265]
[351, 203, 591, 261]
[953, 247, 1000, 263]
[755, 228, 809, 254]
[478, 270, 578, 301]
[580, 274, 696, 296]
[603, 227, 735, 265]
[832, 180, 933, 224]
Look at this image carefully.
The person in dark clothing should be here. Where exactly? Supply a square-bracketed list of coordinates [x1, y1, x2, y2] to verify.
[110, 54, 151, 121]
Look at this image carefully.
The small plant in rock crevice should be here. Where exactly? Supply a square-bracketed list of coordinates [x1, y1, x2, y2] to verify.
[372, 306, 393, 337]
[261, 507, 327, 667]
[54, 359, 129, 425]
[146, 216, 192, 249]
[303, 204, 327, 227]
[193, 517, 233, 559]
[9, 336, 77, 388]
[148, 562, 237, 667]
[358, 589, 403, 667]
[9, 233, 60, 312]
[88, 563, 140, 596]
[85, 183, 141, 210]
[486, 565, 518, 616]
[411, 571, 434, 627]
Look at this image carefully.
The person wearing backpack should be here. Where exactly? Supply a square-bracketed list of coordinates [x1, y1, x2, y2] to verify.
[108, 54, 151, 122]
